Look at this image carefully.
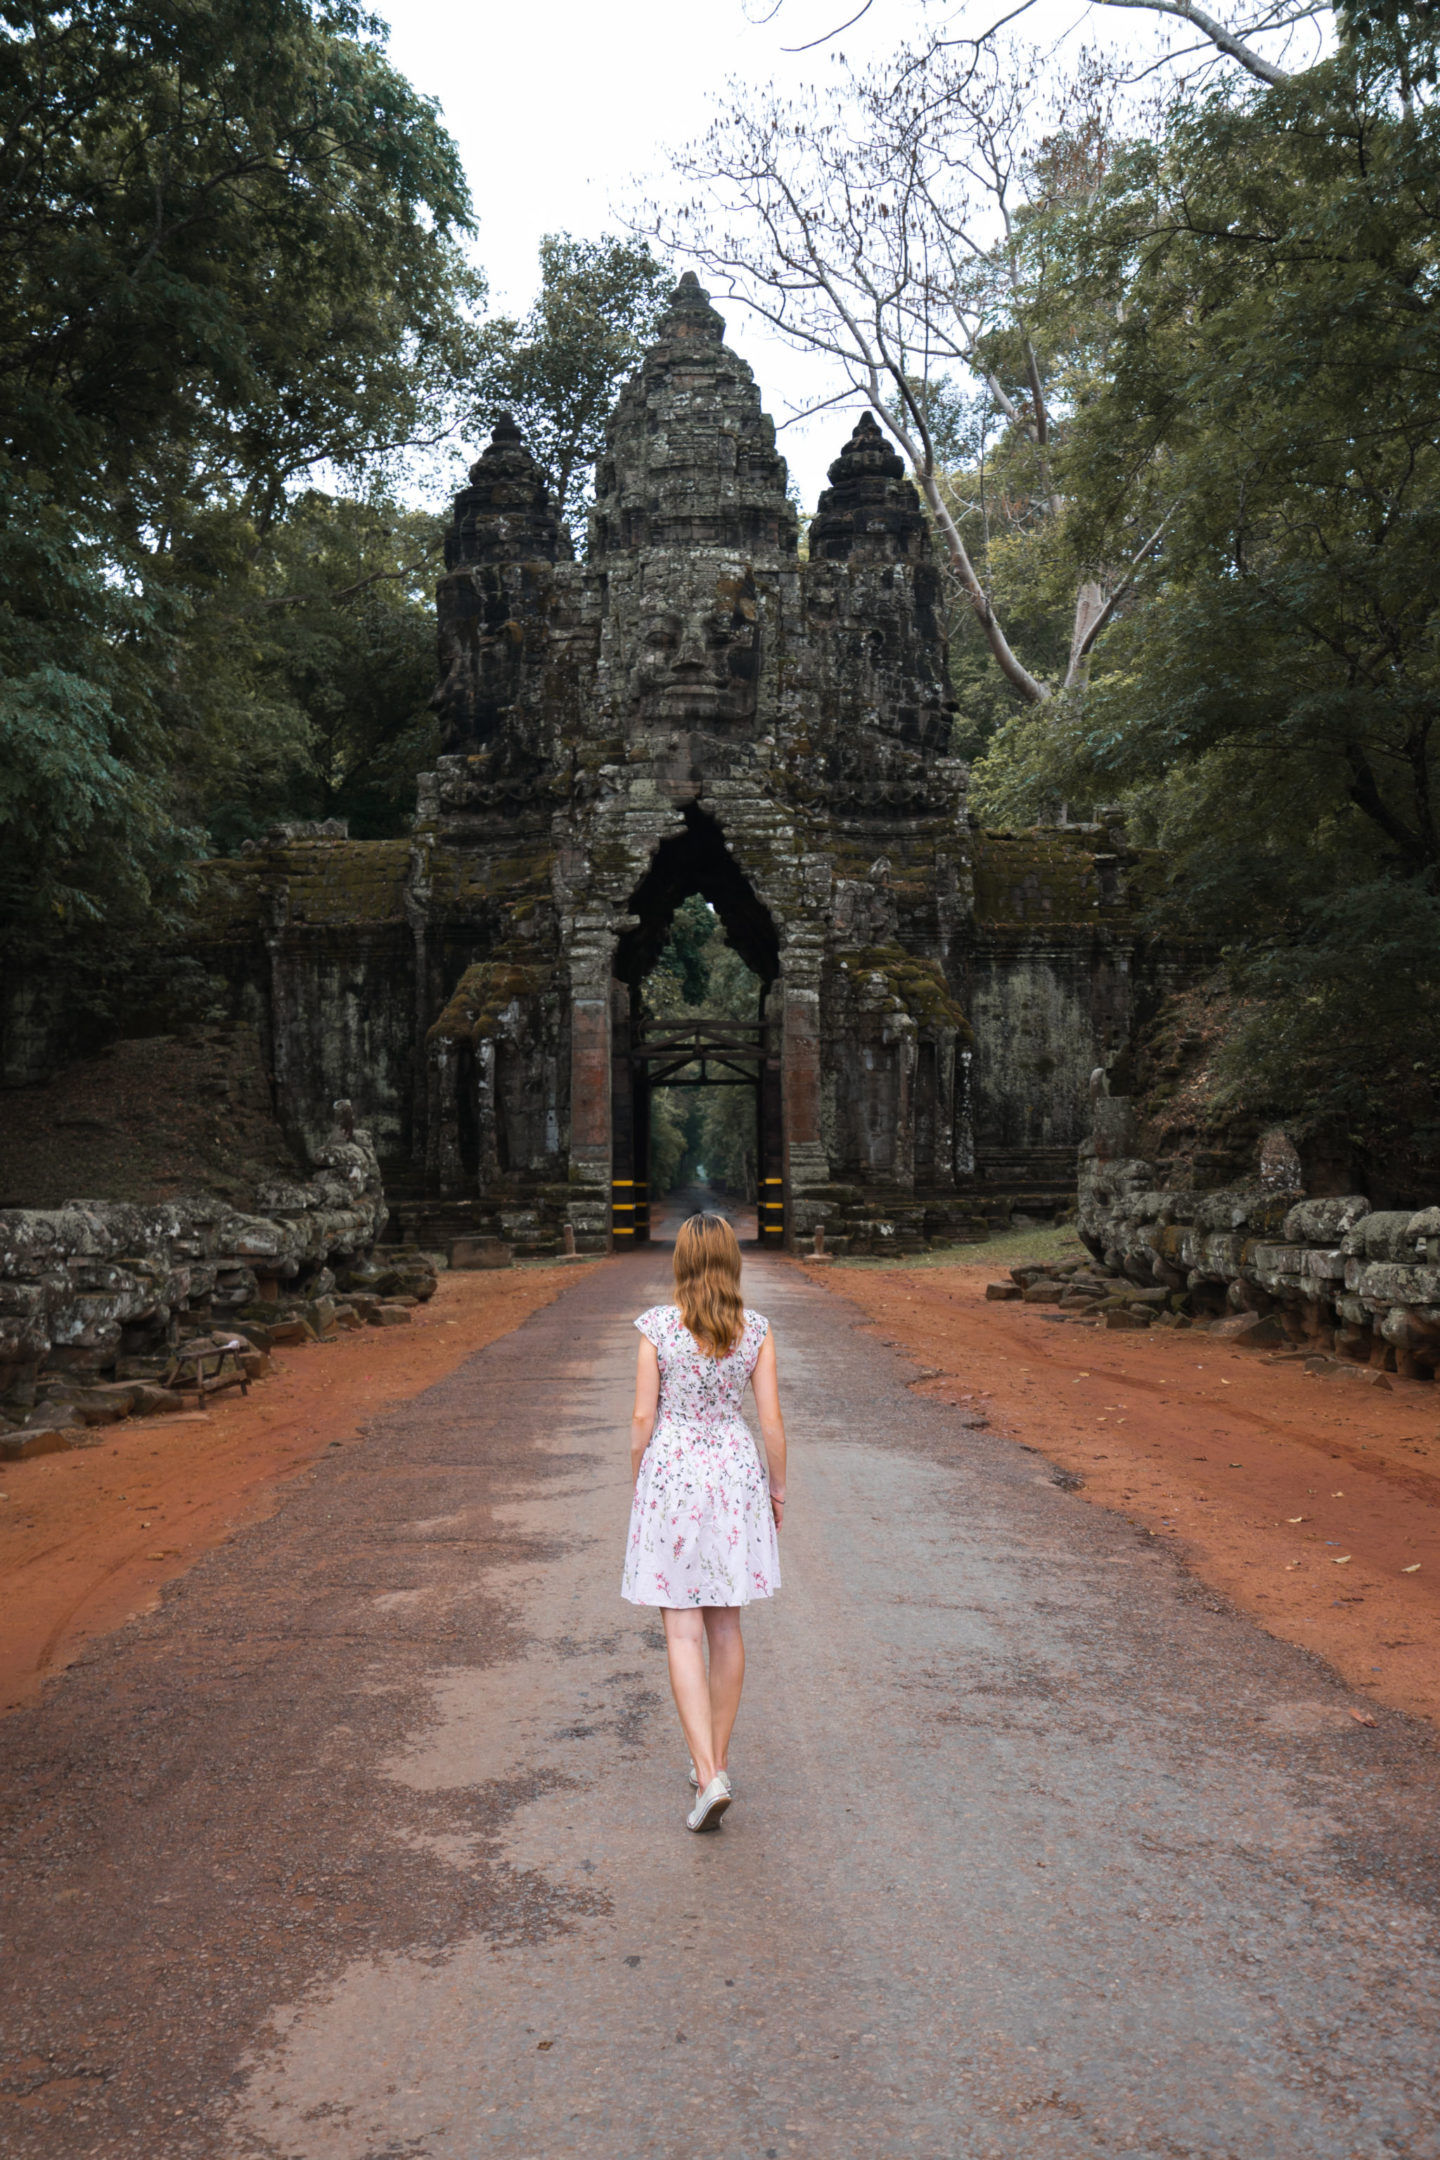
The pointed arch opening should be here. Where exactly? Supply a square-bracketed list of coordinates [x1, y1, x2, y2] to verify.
[611, 808, 784, 1245]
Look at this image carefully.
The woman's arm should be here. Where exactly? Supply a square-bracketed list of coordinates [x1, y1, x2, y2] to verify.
[630, 1337, 660, 1486]
[749, 1329, 787, 1530]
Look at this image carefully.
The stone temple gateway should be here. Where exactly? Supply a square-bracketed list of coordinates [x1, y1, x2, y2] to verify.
[189, 275, 1166, 1254]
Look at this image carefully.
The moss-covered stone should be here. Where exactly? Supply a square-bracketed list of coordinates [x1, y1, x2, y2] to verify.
[838, 947, 972, 1042]
[428, 961, 552, 1048]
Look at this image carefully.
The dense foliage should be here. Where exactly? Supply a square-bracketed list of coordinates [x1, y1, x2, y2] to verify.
[644, 897, 765, 1199]
[972, 24, 1440, 1164]
[0, 0, 483, 959]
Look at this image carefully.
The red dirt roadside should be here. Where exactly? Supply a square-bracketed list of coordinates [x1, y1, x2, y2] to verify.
[0, 1261, 609, 1715]
[808, 1260, 1440, 1727]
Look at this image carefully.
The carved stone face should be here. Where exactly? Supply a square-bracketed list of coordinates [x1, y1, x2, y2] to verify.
[631, 558, 760, 729]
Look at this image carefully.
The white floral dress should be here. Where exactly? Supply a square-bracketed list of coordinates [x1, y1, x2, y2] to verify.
[622, 1304, 781, 1609]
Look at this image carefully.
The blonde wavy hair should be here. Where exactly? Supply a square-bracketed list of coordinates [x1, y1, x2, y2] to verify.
[673, 1212, 745, 1358]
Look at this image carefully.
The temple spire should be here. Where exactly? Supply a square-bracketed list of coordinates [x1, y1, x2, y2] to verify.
[590, 274, 796, 558]
[808, 411, 929, 564]
[442, 413, 572, 570]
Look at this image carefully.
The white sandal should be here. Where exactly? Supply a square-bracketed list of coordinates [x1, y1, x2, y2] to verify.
[686, 1774, 732, 1832]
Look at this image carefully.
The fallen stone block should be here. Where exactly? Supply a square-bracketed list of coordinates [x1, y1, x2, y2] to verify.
[1, 1425, 78, 1460]
[1022, 1283, 1062, 1303]
[67, 1386, 138, 1425]
[985, 1282, 1023, 1302]
[268, 1318, 317, 1347]
[365, 1249, 441, 1300]
[369, 1303, 413, 1327]
[131, 1384, 187, 1416]
[1210, 1312, 1286, 1348]
[450, 1236, 514, 1271]
[331, 1304, 363, 1330]
[1104, 1309, 1149, 1330]
[239, 1351, 274, 1380]
[1311, 1358, 1394, 1389]
[226, 1319, 274, 1352]
[114, 1355, 172, 1382]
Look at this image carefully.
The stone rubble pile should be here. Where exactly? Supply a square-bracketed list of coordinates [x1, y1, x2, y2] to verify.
[0, 1106, 437, 1460]
[1039, 1098, 1440, 1381]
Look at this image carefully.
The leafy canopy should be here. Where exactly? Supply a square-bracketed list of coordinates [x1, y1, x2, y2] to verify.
[974, 21, 1440, 1159]
[0, 0, 483, 957]
[472, 234, 672, 545]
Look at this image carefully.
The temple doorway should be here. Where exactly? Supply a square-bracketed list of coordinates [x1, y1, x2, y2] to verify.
[611, 814, 783, 1248]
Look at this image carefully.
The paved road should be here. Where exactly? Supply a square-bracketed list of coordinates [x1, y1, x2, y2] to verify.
[3, 1248, 1438, 2159]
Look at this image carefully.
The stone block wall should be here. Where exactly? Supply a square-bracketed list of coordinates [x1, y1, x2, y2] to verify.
[0, 1114, 395, 1438]
[1078, 1109, 1440, 1375]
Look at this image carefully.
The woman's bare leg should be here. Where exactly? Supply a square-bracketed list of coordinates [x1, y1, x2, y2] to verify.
[661, 1609, 718, 1789]
[703, 1606, 745, 1773]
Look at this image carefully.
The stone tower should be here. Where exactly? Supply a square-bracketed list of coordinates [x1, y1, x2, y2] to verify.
[179, 275, 1154, 1254]
[416, 270, 979, 1249]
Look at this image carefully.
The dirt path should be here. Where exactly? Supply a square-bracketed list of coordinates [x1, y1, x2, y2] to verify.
[2, 1248, 1437, 2158]
[0, 1261, 610, 1715]
[810, 1258, 1440, 1726]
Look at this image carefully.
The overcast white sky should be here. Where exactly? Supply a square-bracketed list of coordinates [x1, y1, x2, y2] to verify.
[375, 0, 1007, 508]
[375, 0, 1320, 510]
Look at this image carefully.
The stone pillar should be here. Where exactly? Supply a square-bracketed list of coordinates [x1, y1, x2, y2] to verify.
[566, 917, 614, 1248]
[404, 835, 436, 1186]
[933, 1029, 958, 1188]
[955, 1048, 976, 1178]
[425, 1038, 465, 1196]
[891, 1014, 918, 1190]
[781, 948, 830, 1244]
[608, 978, 639, 1248]
[475, 1037, 499, 1189]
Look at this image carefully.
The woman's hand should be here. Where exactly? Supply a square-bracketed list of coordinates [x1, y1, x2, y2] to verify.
[750, 1331, 787, 1534]
[630, 1338, 659, 1494]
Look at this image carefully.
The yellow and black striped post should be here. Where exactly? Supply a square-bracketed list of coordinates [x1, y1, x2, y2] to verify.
[611, 1178, 637, 1241]
[634, 1179, 650, 1240]
[758, 1177, 785, 1246]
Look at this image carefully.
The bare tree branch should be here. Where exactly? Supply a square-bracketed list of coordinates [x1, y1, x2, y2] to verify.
[764, 0, 1330, 86]
[1096, 0, 1293, 84]
[643, 38, 1175, 706]
[1064, 500, 1181, 684]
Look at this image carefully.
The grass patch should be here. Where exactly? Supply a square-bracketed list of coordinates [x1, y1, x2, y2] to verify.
[827, 1224, 1088, 1272]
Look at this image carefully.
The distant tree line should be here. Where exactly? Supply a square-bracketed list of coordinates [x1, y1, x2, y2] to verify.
[644, 897, 764, 1201]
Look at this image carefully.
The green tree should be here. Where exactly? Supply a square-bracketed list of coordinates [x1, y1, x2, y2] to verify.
[643, 897, 764, 1198]
[0, 0, 483, 962]
[473, 235, 672, 544]
[172, 490, 445, 852]
[974, 23, 1440, 1160]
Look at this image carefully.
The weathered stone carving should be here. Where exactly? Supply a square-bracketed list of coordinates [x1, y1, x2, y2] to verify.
[0, 1111, 416, 1448]
[1078, 1106, 1440, 1376]
[15, 275, 1168, 1257]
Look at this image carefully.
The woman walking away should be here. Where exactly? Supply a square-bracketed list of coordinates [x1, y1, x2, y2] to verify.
[622, 1212, 786, 1832]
